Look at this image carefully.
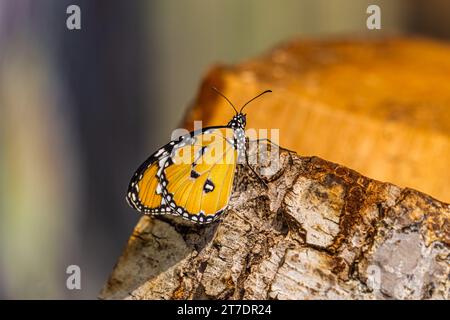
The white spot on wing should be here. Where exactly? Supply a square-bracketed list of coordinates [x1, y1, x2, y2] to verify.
[155, 148, 165, 157]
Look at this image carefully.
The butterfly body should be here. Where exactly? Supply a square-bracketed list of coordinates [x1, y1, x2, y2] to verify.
[126, 89, 271, 224]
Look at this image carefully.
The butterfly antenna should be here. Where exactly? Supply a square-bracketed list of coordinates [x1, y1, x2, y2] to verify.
[240, 90, 272, 113]
[212, 87, 238, 114]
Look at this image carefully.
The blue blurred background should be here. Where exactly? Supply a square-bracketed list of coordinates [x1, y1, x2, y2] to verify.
[0, 0, 448, 299]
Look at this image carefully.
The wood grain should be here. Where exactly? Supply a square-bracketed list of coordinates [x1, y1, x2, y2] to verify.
[185, 37, 450, 202]
[100, 37, 450, 300]
[100, 144, 449, 299]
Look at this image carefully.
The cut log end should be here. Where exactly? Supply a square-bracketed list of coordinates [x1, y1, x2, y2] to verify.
[100, 144, 449, 300]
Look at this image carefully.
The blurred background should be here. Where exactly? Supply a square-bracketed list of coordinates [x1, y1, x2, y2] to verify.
[0, 0, 449, 299]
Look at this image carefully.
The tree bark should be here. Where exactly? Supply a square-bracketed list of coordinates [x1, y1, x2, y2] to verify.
[100, 37, 450, 300]
[100, 143, 449, 299]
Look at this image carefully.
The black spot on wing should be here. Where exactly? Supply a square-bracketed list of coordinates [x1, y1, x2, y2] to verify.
[190, 170, 200, 179]
[203, 179, 215, 193]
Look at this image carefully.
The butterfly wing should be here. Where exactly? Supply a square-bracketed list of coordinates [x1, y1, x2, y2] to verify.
[126, 143, 174, 215]
[126, 126, 239, 223]
[161, 127, 238, 223]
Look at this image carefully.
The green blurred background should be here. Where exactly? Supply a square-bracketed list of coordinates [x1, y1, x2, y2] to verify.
[0, 0, 448, 299]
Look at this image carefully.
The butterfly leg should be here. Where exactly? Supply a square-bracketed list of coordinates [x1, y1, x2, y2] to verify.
[247, 160, 269, 188]
[250, 138, 279, 147]
[245, 146, 268, 189]
[250, 138, 297, 154]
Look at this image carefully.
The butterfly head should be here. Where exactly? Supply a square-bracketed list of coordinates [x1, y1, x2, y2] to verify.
[212, 87, 272, 130]
[228, 113, 246, 129]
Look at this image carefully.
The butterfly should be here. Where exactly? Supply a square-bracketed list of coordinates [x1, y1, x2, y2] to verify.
[126, 88, 272, 224]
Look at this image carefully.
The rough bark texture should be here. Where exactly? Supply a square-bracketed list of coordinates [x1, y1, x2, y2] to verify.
[100, 143, 449, 300]
[100, 37, 450, 300]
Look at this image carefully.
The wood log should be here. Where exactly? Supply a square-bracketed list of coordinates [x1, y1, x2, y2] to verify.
[100, 145, 449, 299]
[185, 37, 450, 203]
[100, 38, 450, 300]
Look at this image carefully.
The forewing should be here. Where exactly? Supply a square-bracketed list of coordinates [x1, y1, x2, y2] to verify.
[161, 127, 237, 223]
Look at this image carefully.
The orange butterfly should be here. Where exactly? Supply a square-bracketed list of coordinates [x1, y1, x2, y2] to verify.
[126, 88, 272, 224]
